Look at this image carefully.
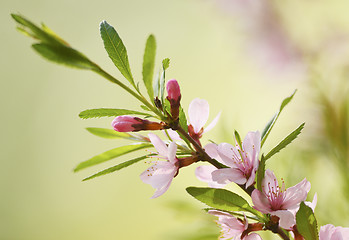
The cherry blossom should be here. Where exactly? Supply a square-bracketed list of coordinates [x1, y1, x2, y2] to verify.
[319, 224, 349, 240]
[208, 210, 262, 240]
[211, 131, 260, 188]
[188, 98, 220, 139]
[251, 169, 311, 229]
[140, 133, 178, 198]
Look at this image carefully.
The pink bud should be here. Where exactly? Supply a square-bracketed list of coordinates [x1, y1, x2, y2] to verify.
[112, 115, 140, 132]
[112, 115, 165, 132]
[166, 79, 181, 102]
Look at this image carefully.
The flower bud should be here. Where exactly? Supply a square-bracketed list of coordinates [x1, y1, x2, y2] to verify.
[166, 79, 181, 119]
[166, 79, 181, 102]
[112, 115, 165, 132]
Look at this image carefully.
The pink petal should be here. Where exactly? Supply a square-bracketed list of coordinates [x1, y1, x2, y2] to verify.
[140, 161, 177, 198]
[212, 168, 246, 185]
[242, 131, 261, 165]
[167, 142, 177, 164]
[282, 178, 310, 209]
[217, 143, 240, 168]
[151, 180, 173, 199]
[188, 98, 209, 133]
[148, 133, 168, 157]
[195, 165, 225, 188]
[245, 233, 262, 240]
[320, 224, 335, 240]
[272, 210, 296, 230]
[204, 143, 225, 165]
[251, 189, 272, 213]
[164, 129, 181, 141]
[262, 169, 278, 195]
[203, 111, 221, 133]
[245, 169, 257, 188]
[305, 193, 317, 212]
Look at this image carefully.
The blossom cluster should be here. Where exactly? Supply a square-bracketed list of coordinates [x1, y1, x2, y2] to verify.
[12, 14, 349, 240]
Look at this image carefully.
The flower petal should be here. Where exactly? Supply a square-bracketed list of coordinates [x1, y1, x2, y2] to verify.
[203, 111, 221, 133]
[212, 168, 246, 185]
[148, 133, 168, 157]
[195, 165, 225, 188]
[251, 189, 272, 213]
[245, 233, 262, 240]
[140, 161, 177, 198]
[282, 178, 310, 209]
[188, 98, 209, 133]
[242, 131, 261, 165]
[204, 143, 225, 165]
[167, 141, 177, 164]
[272, 210, 296, 230]
[217, 143, 240, 167]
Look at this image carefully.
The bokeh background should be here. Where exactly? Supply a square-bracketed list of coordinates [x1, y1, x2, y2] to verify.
[1, 0, 349, 239]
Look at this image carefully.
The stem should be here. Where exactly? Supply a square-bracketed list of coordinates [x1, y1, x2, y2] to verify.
[276, 227, 290, 240]
[176, 126, 224, 169]
[93, 65, 163, 118]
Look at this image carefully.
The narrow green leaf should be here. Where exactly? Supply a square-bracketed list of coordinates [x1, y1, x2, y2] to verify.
[256, 154, 266, 191]
[74, 143, 152, 172]
[179, 107, 188, 132]
[12, 14, 66, 46]
[142, 35, 156, 100]
[86, 127, 133, 139]
[83, 155, 149, 181]
[186, 187, 262, 218]
[160, 58, 170, 103]
[296, 202, 319, 240]
[264, 123, 305, 161]
[261, 90, 297, 147]
[100, 21, 135, 87]
[153, 70, 160, 98]
[79, 108, 150, 119]
[234, 130, 243, 150]
[32, 43, 97, 70]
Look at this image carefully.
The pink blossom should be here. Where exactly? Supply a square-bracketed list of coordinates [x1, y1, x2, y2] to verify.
[195, 143, 226, 188]
[319, 224, 349, 240]
[208, 210, 262, 240]
[140, 133, 178, 198]
[166, 79, 181, 102]
[112, 115, 164, 132]
[211, 131, 260, 188]
[251, 169, 311, 229]
[188, 98, 221, 137]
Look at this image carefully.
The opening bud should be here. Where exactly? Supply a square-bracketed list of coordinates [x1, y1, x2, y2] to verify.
[112, 115, 165, 132]
[166, 79, 181, 119]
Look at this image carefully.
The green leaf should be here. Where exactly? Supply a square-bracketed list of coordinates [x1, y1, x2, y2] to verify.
[179, 107, 188, 132]
[32, 43, 97, 70]
[261, 90, 297, 147]
[142, 35, 156, 101]
[100, 21, 135, 87]
[160, 58, 170, 103]
[234, 130, 243, 150]
[74, 143, 152, 172]
[264, 123, 305, 161]
[85, 127, 133, 139]
[296, 202, 319, 240]
[83, 155, 149, 181]
[12, 14, 97, 70]
[256, 154, 266, 191]
[186, 187, 263, 218]
[12, 14, 67, 46]
[79, 108, 150, 119]
[163, 98, 172, 117]
[162, 58, 170, 70]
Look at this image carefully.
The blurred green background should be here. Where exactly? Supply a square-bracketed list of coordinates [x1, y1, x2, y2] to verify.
[2, 0, 349, 239]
